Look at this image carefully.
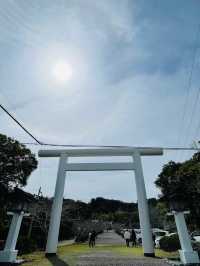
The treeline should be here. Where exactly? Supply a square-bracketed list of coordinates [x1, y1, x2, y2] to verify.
[61, 197, 167, 229]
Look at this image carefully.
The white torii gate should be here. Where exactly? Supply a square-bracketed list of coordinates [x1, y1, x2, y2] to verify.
[38, 147, 163, 257]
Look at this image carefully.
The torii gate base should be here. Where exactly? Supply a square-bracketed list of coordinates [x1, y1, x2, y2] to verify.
[38, 147, 163, 257]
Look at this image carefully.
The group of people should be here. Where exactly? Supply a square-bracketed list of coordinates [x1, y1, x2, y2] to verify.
[123, 229, 136, 247]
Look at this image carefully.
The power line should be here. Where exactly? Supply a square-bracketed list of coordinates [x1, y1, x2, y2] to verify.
[0, 103, 42, 145]
[176, 23, 200, 158]
[1, 102, 200, 152]
[22, 142, 200, 151]
[183, 87, 200, 147]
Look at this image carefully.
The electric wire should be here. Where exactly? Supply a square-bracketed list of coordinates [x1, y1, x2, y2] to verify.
[176, 24, 200, 159]
[1, 102, 200, 151]
[183, 87, 200, 148]
[0, 103, 42, 145]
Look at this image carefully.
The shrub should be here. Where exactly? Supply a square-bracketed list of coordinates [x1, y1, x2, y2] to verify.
[0, 221, 9, 241]
[0, 240, 5, 250]
[17, 236, 37, 255]
[159, 234, 180, 252]
[75, 231, 89, 243]
[59, 220, 75, 241]
[192, 240, 200, 258]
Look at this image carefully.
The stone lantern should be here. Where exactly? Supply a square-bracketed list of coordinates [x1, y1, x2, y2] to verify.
[0, 188, 35, 265]
[169, 198, 186, 213]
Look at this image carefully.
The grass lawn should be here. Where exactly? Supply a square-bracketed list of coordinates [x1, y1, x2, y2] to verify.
[21, 244, 179, 266]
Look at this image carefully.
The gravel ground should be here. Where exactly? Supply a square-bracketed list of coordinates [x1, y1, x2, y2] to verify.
[76, 231, 170, 266]
[77, 251, 170, 266]
[96, 231, 125, 245]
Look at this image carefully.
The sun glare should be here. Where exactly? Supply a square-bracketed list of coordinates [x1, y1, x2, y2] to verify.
[52, 61, 73, 82]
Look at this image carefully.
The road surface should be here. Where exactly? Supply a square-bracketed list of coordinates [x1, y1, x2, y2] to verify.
[96, 230, 125, 245]
[76, 230, 170, 265]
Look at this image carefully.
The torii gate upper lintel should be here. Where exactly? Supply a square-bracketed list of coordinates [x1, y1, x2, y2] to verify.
[38, 147, 163, 257]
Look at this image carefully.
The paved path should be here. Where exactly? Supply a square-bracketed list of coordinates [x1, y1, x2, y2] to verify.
[76, 231, 170, 266]
[77, 251, 170, 266]
[96, 230, 125, 245]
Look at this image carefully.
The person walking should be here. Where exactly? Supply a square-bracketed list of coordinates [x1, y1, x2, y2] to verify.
[88, 231, 92, 247]
[89, 230, 96, 247]
[131, 229, 136, 247]
[152, 233, 156, 246]
[124, 229, 131, 247]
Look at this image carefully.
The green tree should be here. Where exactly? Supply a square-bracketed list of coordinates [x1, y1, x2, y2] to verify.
[0, 133, 38, 237]
[0, 133, 37, 190]
[155, 152, 200, 228]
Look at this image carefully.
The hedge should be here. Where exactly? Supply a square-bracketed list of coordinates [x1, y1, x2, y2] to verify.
[159, 233, 180, 252]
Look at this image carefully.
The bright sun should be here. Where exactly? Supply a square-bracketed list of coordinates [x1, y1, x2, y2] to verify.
[52, 61, 73, 82]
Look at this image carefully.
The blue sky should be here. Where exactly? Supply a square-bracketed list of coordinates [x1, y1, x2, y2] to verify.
[0, 0, 200, 202]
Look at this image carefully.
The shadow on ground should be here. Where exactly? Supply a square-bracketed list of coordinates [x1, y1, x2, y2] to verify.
[47, 255, 69, 266]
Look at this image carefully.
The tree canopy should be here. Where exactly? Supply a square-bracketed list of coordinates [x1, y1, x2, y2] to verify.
[0, 133, 38, 190]
[155, 152, 200, 228]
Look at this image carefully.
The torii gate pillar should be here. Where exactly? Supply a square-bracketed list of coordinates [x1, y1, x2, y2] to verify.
[38, 147, 163, 257]
[45, 153, 67, 255]
[133, 151, 155, 256]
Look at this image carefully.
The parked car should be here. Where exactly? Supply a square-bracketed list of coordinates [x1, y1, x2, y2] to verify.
[155, 232, 176, 248]
[134, 228, 169, 247]
[121, 228, 170, 247]
[153, 229, 169, 248]
[191, 231, 200, 243]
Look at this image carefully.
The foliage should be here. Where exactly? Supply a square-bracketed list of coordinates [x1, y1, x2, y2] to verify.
[90, 197, 137, 214]
[75, 230, 90, 243]
[0, 133, 38, 190]
[155, 161, 182, 202]
[159, 234, 180, 252]
[192, 240, 200, 256]
[75, 229, 103, 243]
[17, 236, 37, 255]
[61, 197, 167, 229]
[0, 134, 38, 253]
[155, 152, 200, 227]
[149, 199, 167, 228]
[59, 220, 75, 241]
[0, 220, 9, 242]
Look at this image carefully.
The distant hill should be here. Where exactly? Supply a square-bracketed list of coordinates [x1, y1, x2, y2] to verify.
[60, 197, 161, 225]
[89, 197, 137, 213]
[28, 195, 163, 228]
